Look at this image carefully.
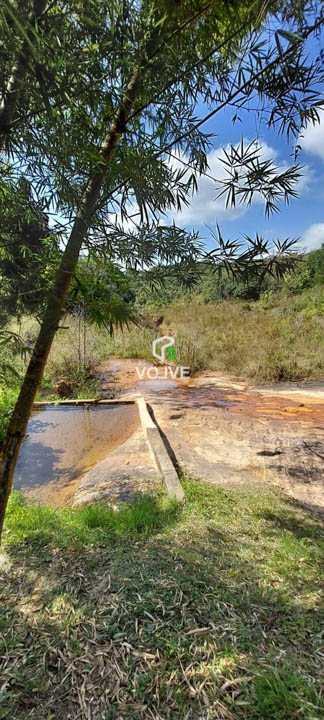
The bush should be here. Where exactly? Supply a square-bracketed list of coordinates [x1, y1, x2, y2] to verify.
[307, 246, 324, 285]
[286, 248, 324, 294]
[0, 386, 18, 447]
[286, 262, 312, 293]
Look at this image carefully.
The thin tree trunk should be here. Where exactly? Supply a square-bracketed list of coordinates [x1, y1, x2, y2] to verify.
[83, 311, 87, 371]
[0, 67, 142, 538]
[0, 0, 48, 151]
[78, 311, 82, 372]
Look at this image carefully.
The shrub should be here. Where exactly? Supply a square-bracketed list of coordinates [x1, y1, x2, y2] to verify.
[307, 246, 324, 285]
[0, 386, 18, 447]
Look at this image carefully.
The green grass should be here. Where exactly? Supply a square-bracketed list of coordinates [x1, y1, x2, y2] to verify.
[252, 667, 323, 720]
[4, 490, 180, 549]
[1, 478, 323, 719]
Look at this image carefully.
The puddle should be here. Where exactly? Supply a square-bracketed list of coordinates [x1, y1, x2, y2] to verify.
[14, 404, 139, 506]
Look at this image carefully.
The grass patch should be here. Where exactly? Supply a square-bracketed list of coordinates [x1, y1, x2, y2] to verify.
[1, 479, 323, 719]
[4, 491, 180, 549]
[252, 667, 323, 719]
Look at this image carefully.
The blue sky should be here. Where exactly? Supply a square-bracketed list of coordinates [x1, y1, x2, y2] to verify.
[167, 103, 324, 253]
[54, 22, 324, 259]
[165, 26, 324, 255]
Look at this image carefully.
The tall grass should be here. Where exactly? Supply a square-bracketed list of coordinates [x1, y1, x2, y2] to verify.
[89, 285, 323, 382]
[162, 286, 324, 380]
[10, 315, 155, 394]
[7, 284, 324, 387]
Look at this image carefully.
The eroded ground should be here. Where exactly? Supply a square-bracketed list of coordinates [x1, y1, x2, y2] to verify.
[98, 359, 324, 512]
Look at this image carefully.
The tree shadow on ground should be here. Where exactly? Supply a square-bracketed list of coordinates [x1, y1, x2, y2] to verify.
[1, 487, 323, 720]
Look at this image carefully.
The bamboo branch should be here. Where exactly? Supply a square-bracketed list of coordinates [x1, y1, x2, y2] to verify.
[0, 0, 48, 151]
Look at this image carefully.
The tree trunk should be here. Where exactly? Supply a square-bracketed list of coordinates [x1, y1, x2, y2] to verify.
[83, 312, 87, 371]
[0, 67, 141, 539]
[0, 0, 48, 151]
[78, 311, 82, 372]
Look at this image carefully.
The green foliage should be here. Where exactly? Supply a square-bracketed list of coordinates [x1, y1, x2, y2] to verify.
[307, 245, 324, 286]
[130, 249, 324, 307]
[217, 140, 303, 218]
[286, 261, 312, 293]
[4, 491, 180, 549]
[252, 667, 324, 719]
[0, 0, 322, 270]
[0, 386, 18, 447]
[0, 329, 26, 382]
[0, 176, 59, 323]
[286, 248, 324, 294]
[130, 260, 285, 308]
[69, 259, 138, 334]
[0, 330, 23, 447]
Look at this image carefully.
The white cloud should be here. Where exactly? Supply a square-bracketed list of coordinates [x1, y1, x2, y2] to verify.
[111, 139, 310, 237]
[301, 112, 324, 161]
[301, 223, 324, 251]
[167, 147, 247, 228]
[167, 139, 310, 230]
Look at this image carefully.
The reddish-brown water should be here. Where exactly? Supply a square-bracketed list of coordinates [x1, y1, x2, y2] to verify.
[14, 404, 139, 506]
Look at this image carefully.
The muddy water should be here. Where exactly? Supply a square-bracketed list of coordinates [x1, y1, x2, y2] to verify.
[14, 404, 139, 506]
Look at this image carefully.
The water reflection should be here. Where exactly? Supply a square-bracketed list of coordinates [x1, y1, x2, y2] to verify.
[14, 404, 139, 506]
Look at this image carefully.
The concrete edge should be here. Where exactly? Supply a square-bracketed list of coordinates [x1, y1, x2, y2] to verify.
[136, 397, 185, 502]
[33, 395, 184, 502]
[33, 399, 135, 407]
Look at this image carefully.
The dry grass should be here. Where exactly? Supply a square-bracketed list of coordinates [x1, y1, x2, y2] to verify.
[15, 315, 110, 382]
[9, 285, 324, 390]
[12, 316, 155, 398]
[162, 288, 324, 381]
[1, 478, 323, 719]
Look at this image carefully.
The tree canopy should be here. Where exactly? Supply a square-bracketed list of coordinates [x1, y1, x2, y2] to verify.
[1, 0, 322, 269]
[0, 176, 59, 325]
